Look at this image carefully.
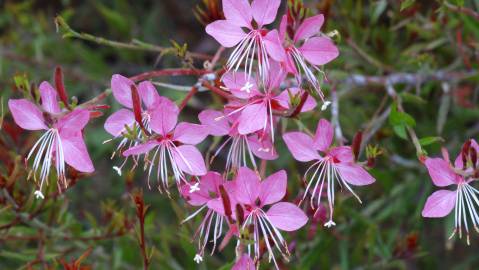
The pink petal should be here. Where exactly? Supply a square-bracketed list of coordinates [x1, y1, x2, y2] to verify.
[251, 0, 281, 27]
[425, 158, 458, 187]
[150, 98, 179, 135]
[207, 197, 236, 218]
[232, 254, 255, 270]
[266, 60, 286, 90]
[294, 14, 324, 42]
[237, 103, 267, 135]
[335, 163, 375, 186]
[39, 81, 60, 114]
[61, 132, 94, 173]
[198, 109, 230, 136]
[123, 141, 158, 156]
[173, 122, 209, 145]
[282, 132, 321, 162]
[205, 20, 247, 48]
[248, 136, 278, 160]
[172, 145, 207, 176]
[274, 87, 317, 112]
[299, 37, 339, 66]
[56, 109, 90, 135]
[181, 171, 225, 206]
[111, 74, 135, 108]
[234, 167, 261, 205]
[104, 109, 135, 137]
[329, 146, 354, 163]
[138, 81, 160, 109]
[279, 15, 287, 41]
[313, 118, 333, 151]
[180, 184, 210, 206]
[222, 72, 259, 99]
[422, 190, 456, 218]
[264, 30, 286, 62]
[266, 202, 308, 231]
[222, 0, 252, 28]
[284, 51, 298, 74]
[259, 170, 286, 205]
[200, 171, 224, 194]
[8, 99, 47, 130]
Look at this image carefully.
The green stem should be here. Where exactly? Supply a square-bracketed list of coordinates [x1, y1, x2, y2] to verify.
[55, 16, 211, 60]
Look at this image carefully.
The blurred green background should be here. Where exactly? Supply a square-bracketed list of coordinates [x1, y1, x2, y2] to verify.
[1, 0, 479, 269]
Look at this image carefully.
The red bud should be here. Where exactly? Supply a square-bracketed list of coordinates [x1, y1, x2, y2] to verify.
[219, 185, 233, 223]
[54, 66, 70, 109]
[235, 204, 244, 226]
[470, 146, 477, 169]
[131, 85, 148, 135]
[89, 111, 104, 119]
[352, 130, 363, 162]
[461, 140, 472, 169]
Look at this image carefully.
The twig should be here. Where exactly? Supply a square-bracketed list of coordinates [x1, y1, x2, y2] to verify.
[202, 82, 234, 99]
[179, 86, 199, 111]
[132, 191, 151, 270]
[360, 106, 391, 155]
[346, 38, 394, 72]
[152, 82, 198, 92]
[444, 1, 479, 21]
[340, 70, 476, 89]
[55, 16, 212, 60]
[437, 82, 451, 135]
[331, 87, 345, 145]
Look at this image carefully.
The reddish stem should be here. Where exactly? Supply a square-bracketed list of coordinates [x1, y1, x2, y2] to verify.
[178, 86, 199, 111]
[202, 82, 233, 100]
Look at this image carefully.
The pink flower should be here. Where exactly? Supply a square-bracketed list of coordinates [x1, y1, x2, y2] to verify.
[8, 82, 94, 198]
[422, 140, 479, 245]
[122, 97, 209, 192]
[205, 0, 285, 83]
[220, 61, 316, 142]
[104, 75, 163, 175]
[232, 254, 255, 270]
[278, 14, 339, 101]
[180, 172, 234, 260]
[230, 167, 308, 268]
[283, 119, 375, 227]
[199, 108, 278, 172]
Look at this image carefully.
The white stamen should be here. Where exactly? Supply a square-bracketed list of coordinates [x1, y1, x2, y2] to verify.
[189, 183, 200, 193]
[324, 220, 336, 228]
[193, 254, 203, 264]
[34, 190, 45, 200]
[241, 81, 254, 93]
[112, 166, 122, 176]
[321, 101, 331, 111]
[27, 129, 66, 195]
[303, 158, 365, 226]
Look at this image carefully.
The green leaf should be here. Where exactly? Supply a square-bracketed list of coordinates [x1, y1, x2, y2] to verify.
[450, 0, 465, 6]
[393, 125, 408, 140]
[400, 0, 416, 11]
[400, 92, 426, 105]
[419, 136, 444, 146]
[389, 102, 416, 127]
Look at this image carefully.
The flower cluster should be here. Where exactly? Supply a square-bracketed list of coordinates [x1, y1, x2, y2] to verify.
[7, 1, 379, 269]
